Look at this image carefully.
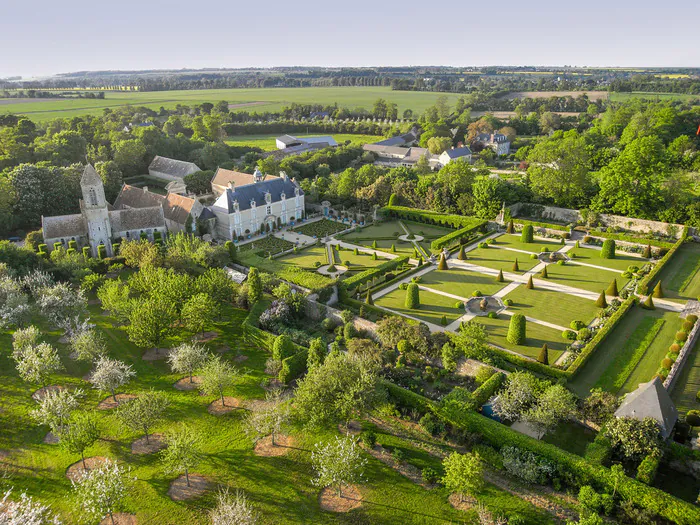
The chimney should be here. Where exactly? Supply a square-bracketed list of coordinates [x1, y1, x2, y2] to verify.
[228, 181, 235, 190]
[280, 171, 288, 181]
[143, 186, 148, 193]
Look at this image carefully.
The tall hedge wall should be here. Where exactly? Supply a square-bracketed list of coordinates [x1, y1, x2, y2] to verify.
[343, 255, 409, 290]
[637, 226, 689, 295]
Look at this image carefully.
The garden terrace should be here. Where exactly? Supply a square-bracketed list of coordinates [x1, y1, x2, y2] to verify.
[374, 287, 464, 327]
[651, 242, 700, 303]
[237, 235, 294, 256]
[460, 245, 540, 273]
[494, 234, 564, 253]
[501, 285, 599, 329]
[292, 218, 348, 237]
[568, 246, 649, 272]
[474, 314, 568, 362]
[417, 268, 507, 300]
[541, 262, 630, 294]
[569, 307, 682, 397]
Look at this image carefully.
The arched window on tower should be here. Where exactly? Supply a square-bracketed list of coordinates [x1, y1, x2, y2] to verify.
[89, 188, 98, 206]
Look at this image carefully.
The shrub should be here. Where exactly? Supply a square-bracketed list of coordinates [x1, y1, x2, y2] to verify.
[595, 291, 607, 308]
[652, 281, 664, 298]
[487, 311, 498, 319]
[641, 295, 655, 310]
[520, 224, 534, 243]
[472, 290, 482, 297]
[669, 343, 681, 353]
[600, 239, 616, 259]
[422, 467, 440, 484]
[557, 260, 564, 265]
[507, 314, 526, 345]
[540, 265, 548, 278]
[682, 320, 694, 332]
[512, 259, 520, 272]
[314, 261, 321, 268]
[365, 290, 374, 305]
[637, 451, 662, 485]
[506, 219, 514, 234]
[574, 240, 580, 248]
[504, 298, 513, 306]
[541, 246, 549, 253]
[473, 444, 503, 470]
[676, 331, 688, 342]
[458, 245, 466, 260]
[529, 253, 537, 260]
[440, 315, 447, 326]
[420, 412, 445, 436]
[326, 263, 337, 273]
[496, 269, 505, 282]
[537, 344, 549, 365]
[478, 242, 488, 249]
[563, 330, 577, 340]
[399, 283, 408, 290]
[606, 279, 618, 297]
[405, 283, 420, 309]
[454, 301, 463, 309]
[475, 366, 496, 385]
[361, 430, 376, 448]
[643, 244, 652, 258]
[344, 322, 358, 340]
[501, 446, 556, 485]
[577, 328, 592, 341]
[272, 334, 295, 361]
[526, 275, 534, 289]
[662, 358, 673, 369]
[687, 314, 698, 324]
[583, 235, 591, 243]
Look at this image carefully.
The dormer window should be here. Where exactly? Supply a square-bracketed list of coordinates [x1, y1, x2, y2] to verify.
[233, 199, 240, 212]
[280, 192, 286, 200]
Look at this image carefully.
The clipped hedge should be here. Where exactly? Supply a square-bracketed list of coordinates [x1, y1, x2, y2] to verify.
[637, 451, 662, 485]
[279, 347, 309, 383]
[637, 227, 688, 295]
[588, 230, 676, 249]
[431, 222, 488, 251]
[384, 206, 486, 229]
[343, 255, 409, 290]
[472, 372, 505, 406]
[566, 296, 637, 378]
[584, 433, 612, 465]
[384, 382, 700, 525]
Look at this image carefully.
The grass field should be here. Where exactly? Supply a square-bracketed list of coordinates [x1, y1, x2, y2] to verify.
[1, 87, 467, 122]
[569, 247, 648, 272]
[502, 285, 599, 329]
[652, 242, 700, 303]
[544, 262, 627, 294]
[418, 268, 507, 300]
[569, 307, 680, 397]
[464, 246, 539, 273]
[609, 92, 700, 102]
[225, 133, 384, 151]
[474, 315, 567, 361]
[375, 288, 463, 326]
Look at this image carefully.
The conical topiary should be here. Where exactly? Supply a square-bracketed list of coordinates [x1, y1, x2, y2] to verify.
[438, 253, 449, 270]
[560, 237, 565, 245]
[391, 244, 396, 253]
[643, 294, 655, 310]
[574, 240, 580, 248]
[512, 259, 520, 272]
[538, 344, 549, 365]
[441, 315, 447, 326]
[506, 219, 514, 234]
[372, 240, 377, 249]
[366, 290, 373, 305]
[526, 275, 534, 289]
[653, 281, 664, 298]
[643, 244, 652, 258]
[372, 252, 378, 260]
[354, 247, 359, 255]
[496, 269, 505, 283]
[595, 291, 608, 308]
[458, 245, 466, 260]
[606, 278, 618, 297]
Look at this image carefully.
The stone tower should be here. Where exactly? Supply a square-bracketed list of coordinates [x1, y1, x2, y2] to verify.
[80, 164, 112, 257]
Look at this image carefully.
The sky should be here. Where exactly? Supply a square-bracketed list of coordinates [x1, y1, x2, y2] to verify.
[2, 0, 700, 78]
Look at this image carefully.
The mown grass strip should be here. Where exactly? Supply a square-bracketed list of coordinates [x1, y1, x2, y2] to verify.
[593, 317, 665, 393]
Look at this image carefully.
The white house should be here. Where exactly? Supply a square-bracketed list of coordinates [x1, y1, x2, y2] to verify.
[148, 156, 201, 182]
[438, 146, 473, 167]
[210, 168, 278, 197]
[475, 133, 511, 156]
[42, 165, 167, 257]
[210, 169, 305, 240]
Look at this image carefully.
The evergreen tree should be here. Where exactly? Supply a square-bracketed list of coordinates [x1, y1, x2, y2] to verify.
[506, 314, 526, 345]
[600, 239, 616, 259]
[643, 244, 652, 258]
[438, 254, 449, 270]
[496, 269, 505, 282]
[248, 267, 262, 304]
[526, 275, 534, 289]
[652, 281, 664, 298]
[405, 283, 420, 309]
[540, 265, 548, 278]
[506, 219, 514, 234]
[365, 290, 373, 305]
[512, 259, 519, 272]
[520, 225, 534, 243]
[606, 278, 619, 297]
[643, 295, 655, 310]
[537, 344, 549, 365]
[595, 291, 608, 308]
[458, 245, 466, 260]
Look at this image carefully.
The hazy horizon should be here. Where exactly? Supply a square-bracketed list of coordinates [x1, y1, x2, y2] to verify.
[3, 0, 699, 79]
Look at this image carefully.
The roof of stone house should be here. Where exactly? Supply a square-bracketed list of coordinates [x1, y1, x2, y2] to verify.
[211, 168, 278, 189]
[109, 206, 165, 233]
[81, 164, 102, 186]
[443, 146, 473, 159]
[199, 207, 216, 220]
[614, 377, 678, 439]
[42, 213, 88, 239]
[212, 176, 303, 213]
[113, 185, 197, 225]
[148, 156, 200, 178]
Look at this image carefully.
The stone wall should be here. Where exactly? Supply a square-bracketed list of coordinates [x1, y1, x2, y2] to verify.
[508, 203, 684, 239]
[305, 299, 378, 340]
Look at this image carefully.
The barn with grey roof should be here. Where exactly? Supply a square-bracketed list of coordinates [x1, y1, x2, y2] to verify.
[148, 156, 201, 182]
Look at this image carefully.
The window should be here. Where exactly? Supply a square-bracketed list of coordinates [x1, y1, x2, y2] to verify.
[88, 188, 98, 206]
[266, 205, 271, 215]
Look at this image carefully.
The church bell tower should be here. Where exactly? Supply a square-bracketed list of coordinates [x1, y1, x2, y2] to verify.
[80, 164, 112, 257]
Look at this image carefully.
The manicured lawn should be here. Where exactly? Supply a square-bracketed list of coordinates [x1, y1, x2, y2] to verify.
[652, 242, 700, 303]
[238, 235, 294, 256]
[401, 220, 455, 239]
[494, 234, 564, 253]
[225, 133, 384, 151]
[671, 336, 700, 417]
[341, 220, 405, 241]
[619, 310, 683, 394]
[333, 246, 390, 268]
[542, 421, 597, 457]
[375, 287, 463, 326]
[474, 315, 567, 362]
[569, 246, 649, 272]
[569, 306, 681, 397]
[544, 262, 628, 294]
[503, 285, 599, 329]
[464, 246, 539, 273]
[268, 245, 328, 269]
[418, 268, 509, 300]
[367, 239, 416, 257]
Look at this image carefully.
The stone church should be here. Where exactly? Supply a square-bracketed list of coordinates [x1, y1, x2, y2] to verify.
[42, 165, 167, 257]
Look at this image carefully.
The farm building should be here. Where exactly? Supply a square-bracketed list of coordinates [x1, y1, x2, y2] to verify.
[210, 169, 304, 240]
[148, 155, 201, 182]
[363, 144, 433, 168]
[42, 165, 166, 257]
[275, 134, 337, 150]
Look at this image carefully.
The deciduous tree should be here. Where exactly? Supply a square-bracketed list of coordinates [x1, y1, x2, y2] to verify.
[311, 435, 367, 497]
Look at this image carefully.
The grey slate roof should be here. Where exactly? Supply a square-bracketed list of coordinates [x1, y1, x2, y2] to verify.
[109, 207, 165, 233]
[148, 156, 200, 178]
[443, 146, 472, 159]
[114, 185, 197, 225]
[199, 207, 216, 220]
[42, 214, 87, 239]
[614, 377, 678, 439]
[212, 177, 303, 213]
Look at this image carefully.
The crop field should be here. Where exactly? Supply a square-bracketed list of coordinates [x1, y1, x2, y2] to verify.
[225, 133, 384, 151]
[609, 92, 700, 102]
[0, 87, 467, 122]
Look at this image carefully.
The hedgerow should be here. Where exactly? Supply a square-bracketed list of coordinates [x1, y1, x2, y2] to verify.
[514, 218, 568, 232]
[343, 256, 409, 290]
[588, 229, 676, 249]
